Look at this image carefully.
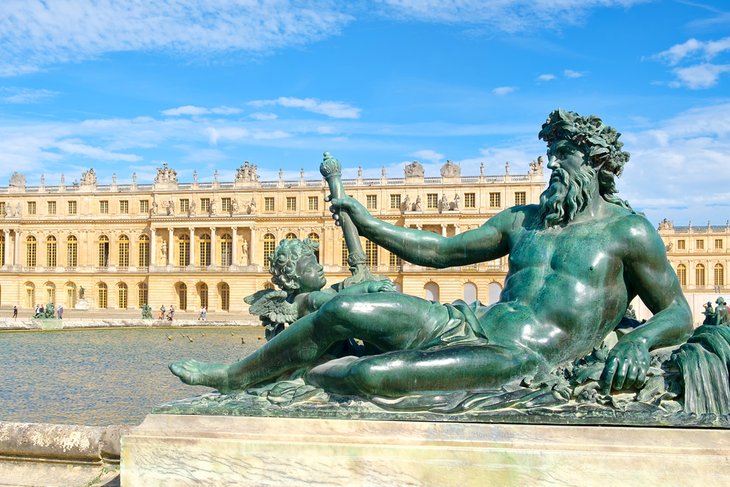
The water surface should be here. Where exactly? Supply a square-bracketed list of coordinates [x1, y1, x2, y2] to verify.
[1, 326, 265, 426]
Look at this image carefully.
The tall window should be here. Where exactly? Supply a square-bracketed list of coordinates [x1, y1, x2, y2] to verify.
[427, 193, 438, 209]
[219, 283, 230, 311]
[514, 192, 526, 206]
[98, 235, 109, 267]
[222, 197, 232, 213]
[716, 239, 724, 250]
[98, 283, 108, 308]
[390, 194, 401, 209]
[28, 201, 37, 215]
[26, 236, 37, 267]
[46, 283, 55, 305]
[138, 235, 150, 267]
[199, 234, 211, 267]
[138, 282, 148, 306]
[100, 200, 109, 214]
[118, 283, 128, 309]
[389, 252, 402, 268]
[221, 233, 233, 266]
[286, 197, 297, 211]
[715, 264, 725, 287]
[677, 264, 686, 286]
[0, 233, 4, 266]
[263, 233, 276, 265]
[489, 192, 501, 208]
[66, 236, 78, 268]
[199, 283, 209, 309]
[677, 240, 686, 250]
[201, 198, 211, 213]
[68, 201, 77, 215]
[696, 264, 706, 287]
[140, 200, 149, 213]
[308, 196, 319, 211]
[120, 200, 129, 214]
[696, 239, 705, 250]
[464, 193, 476, 208]
[424, 282, 440, 302]
[365, 240, 378, 267]
[0, 202, 4, 216]
[366, 195, 377, 209]
[307, 233, 320, 262]
[47, 201, 56, 215]
[118, 235, 130, 267]
[180, 199, 190, 214]
[46, 235, 57, 267]
[463, 282, 478, 304]
[178, 234, 190, 266]
[264, 197, 275, 212]
[341, 237, 349, 266]
[177, 283, 188, 310]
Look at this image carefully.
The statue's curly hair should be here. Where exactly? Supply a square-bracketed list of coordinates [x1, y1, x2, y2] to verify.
[539, 109, 633, 211]
[268, 238, 319, 291]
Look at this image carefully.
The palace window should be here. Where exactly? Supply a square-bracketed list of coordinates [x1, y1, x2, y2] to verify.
[489, 192, 501, 208]
[138, 282, 148, 306]
[696, 264, 706, 287]
[341, 237, 348, 267]
[285, 232, 297, 240]
[47, 201, 56, 215]
[366, 195, 377, 210]
[118, 283, 128, 309]
[178, 234, 190, 267]
[45, 283, 55, 305]
[199, 234, 211, 267]
[307, 233, 320, 262]
[46, 235, 57, 267]
[696, 239, 705, 250]
[179, 198, 189, 214]
[716, 239, 724, 250]
[264, 197, 275, 212]
[200, 198, 211, 213]
[199, 283, 209, 309]
[221, 233, 233, 266]
[0, 233, 4, 266]
[715, 264, 725, 287]
[514, 192, 526, 206]
[28, 201, 36, 215]
[138, 235, 150, 267]
[219, 282, 230, 311]
[427, 193, 438, 209]
[100, 200, 109, 214]
[365, 240, 378, 267]
[389, 251, 402, 268]
[98, 235, 110, 267]
[118, 235, 130, 267]
[676, 264, 686, 286]
[66, 236, 78, 268]
[677, 240, 686, 250]
[140, 200, 149, 213]
[98, 283, 108, 309]
[464, 193, 476, 208]
[222, 197, 232, 213]
[286, 197, 297, 211]
[0, 202, 4, 215]
[390, 194, 401, 209]
[120, 200, 129, 214]
[26, 236, 37, 268]
[177, 283, 187, 311]
[68, 201, 77, 215]
[308, 196, 319, 211]
[263, 233, 276, 265]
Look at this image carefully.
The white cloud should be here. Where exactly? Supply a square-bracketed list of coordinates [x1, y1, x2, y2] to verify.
[162, 105, 242, 116]
[0, 1, 352, 76]
[655, 37, 730, 65]
[537, 74, 556, 81]
[670, 63, 730, 89]
[250, 112, 278, 121]
[492, 86, 516, 96]
[0, 87, 58, 104]
[410, 149, 444, 163]
[563, 69, 584, 79]
[653, 37, 730, 90]
[54, 139, 142, 162]
[249, 97, 361, 119]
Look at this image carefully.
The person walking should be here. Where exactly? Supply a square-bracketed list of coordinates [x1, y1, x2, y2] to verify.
[57, 304, 64, 320]
[12, 305, 18, 320]
[159, 305, 166, 320]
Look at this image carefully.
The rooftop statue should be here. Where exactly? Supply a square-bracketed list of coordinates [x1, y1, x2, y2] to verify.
[80, 169, 96, 186]
[440, 160, 461, 178]
[169, 110, 729, 420]
[154, 163, 177, 184]
[404, 161, 424, 178]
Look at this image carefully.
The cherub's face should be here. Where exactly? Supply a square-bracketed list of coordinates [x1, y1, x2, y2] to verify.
[294, 252, 326, 292]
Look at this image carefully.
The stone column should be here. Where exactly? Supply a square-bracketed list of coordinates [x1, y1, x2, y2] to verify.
[441, 224, 447, 237]
[167, 228, 174, 266]
[3, 229, 9, 267]
[249, 227, 257, 268]
[232, 227, 238, 267]
[14, 229, 21, 267]
[189, 227, 196, 267]
[150, 229, 157, 267]
[210, 227, 217, 267]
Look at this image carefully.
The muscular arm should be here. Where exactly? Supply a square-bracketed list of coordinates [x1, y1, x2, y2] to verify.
[330, 196, 514, 268]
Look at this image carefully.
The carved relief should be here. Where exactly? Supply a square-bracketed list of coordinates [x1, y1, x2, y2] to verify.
[404, 161, 424, 178]
[440, 160, 461, 178]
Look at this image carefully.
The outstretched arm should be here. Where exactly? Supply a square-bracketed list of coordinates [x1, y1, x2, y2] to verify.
[601, 216, 693, 392]
[329, 196, 513, 268]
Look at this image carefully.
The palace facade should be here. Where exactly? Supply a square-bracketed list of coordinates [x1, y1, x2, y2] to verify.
[0, 159, 546, 316]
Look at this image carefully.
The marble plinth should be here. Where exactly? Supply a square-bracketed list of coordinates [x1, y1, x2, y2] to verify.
[121, 414, 730, 486]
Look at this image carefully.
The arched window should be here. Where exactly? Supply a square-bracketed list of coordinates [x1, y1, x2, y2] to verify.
[221, 233, 233, 266]
[696, 264, 706, 287]
[285, 232, 297, 240]
[118, 235, 130, 267]
[307, 232, 320, 262]
[263, 233, 276, 266]
[66, 282, 77, 308]
[45, 282, 55, 305]
[98, 283, 108, 309]
[138, 282, 148, 306]
[178, 234, 190, 266]
[26, 236, 37, 268]
[46, 235, 57, 267]
[199, 234, 211, 267]
[676, 264, 686, 286]
[715, 263, 725, 287]
[138, 235, 150, 267]
[0, 232, 4, 266]
[463, 282, 478, 304]
[488, 282, 503, 304]
[118, 283, 128, 309]
[365, 240, 378, 267]
[177, 282, 188, 310]
[219, 282, 230, 311]
[25, 282, 35, 308]
[424, 282, 439, 302]
[198, 282, 208, 309]
[98, 235, 109, 267]
[389, 252, 402, 268]
[66, 236, 78, 268]
[341, 237, 348, 267]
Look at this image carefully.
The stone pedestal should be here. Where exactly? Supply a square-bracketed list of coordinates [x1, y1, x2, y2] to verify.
[121, 414, 730, 486]
[74, 299, 89, 310]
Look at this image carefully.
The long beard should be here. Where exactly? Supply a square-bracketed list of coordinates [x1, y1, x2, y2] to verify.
[539, 166, 597, 228]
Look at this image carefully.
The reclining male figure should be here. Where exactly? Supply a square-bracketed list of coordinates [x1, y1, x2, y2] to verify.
[171, 110, 692, 397]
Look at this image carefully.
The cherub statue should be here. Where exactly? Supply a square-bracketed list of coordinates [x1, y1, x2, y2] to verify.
[243, 238, 394, 341]
[141, 303, 153, 320]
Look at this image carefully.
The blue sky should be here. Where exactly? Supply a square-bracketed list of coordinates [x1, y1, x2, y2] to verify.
[0, 0, 728, 226]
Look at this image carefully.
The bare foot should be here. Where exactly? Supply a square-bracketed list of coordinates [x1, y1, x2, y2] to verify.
[169, 359, 231, 393]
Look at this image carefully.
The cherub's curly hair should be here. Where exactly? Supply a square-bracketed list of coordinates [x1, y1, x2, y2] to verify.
[539, 109, 633, 211]
[268, 238, 319, 291]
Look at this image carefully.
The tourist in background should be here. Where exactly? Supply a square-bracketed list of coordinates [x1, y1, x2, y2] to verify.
[168, 305, 175, 321]
[159, 305, 166, 320]
[12, 305, 17, 320]
[56, 305, 64, 320]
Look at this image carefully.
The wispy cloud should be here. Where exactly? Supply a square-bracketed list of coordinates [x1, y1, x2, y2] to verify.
[249, 97, 361, 119]
[493, 86, 516, 96]
[653, 37, 730, 89]
[0, 1, 352, 76]
[162, 105, 242, 116]
[0, 87, 58, 104]
[250, 112, 278, 121]
[410, 149, 444, 163]
[654, 37, 730, 65]
[537, 74, 556, 82]
[563, 69, 584, 79]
